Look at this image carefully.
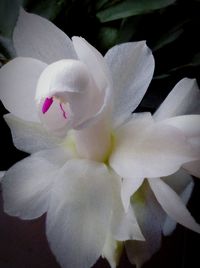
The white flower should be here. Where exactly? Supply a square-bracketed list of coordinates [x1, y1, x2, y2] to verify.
[0, 8, 200, 268]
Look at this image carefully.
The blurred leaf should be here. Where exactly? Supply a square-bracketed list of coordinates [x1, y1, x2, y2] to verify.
[97, 0, 176, 22]
[0, 0, 20, 37]
[0, 0, 19, 59]
[98, 27, 118, 50]
[0, 36, 16, 58]
[95, 0, 110, 10]
[152, 28, 183, 51]
[23, 0, 65, 20]
[117, 16, 141, 43]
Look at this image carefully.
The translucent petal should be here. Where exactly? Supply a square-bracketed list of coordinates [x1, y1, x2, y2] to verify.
[121, 177, 144, 212]
[110, 114, 197, 179]
[0, 57, 46, 122]
[105, 41, 154, 127]
[46, 159, 113, 268]
[183, 160, 200, 178]
[0, 171, 5, 181]
[154, 78, 200, 120]
[126, 181, 165, 268]
[4, 113, 61, 154]
[149, 178, 200, 233]
[72, 36, 111, 93]
[2, 149, 69, 220]
[110, 174, 144, 241]
[13, 8, 77, 63]
[35, 59, 106, 136]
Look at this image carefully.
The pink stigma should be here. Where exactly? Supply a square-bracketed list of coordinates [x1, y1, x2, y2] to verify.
[42, 97, 53, 114]
[60, 103, 68, 119]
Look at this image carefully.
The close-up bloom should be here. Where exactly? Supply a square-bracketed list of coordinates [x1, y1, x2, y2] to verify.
[0, 8, 200, 268]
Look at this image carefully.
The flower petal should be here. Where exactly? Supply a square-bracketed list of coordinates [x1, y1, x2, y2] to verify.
[126, 181, 165, 268]
[46, 159, 113, 268]
[1, 149, 69, 220]
[162, 170, 194, 235]
[121, 177, 144, 212]
[0, 57, 46, 122]
[0, 171, 5, 181]
[105, 41, 154, 127]
[72, 36, 111, 93]
[110, 174, 144, 241]
[4, 113, 61, 154]
[13, 8, 77, 63]
[102, 234, 122, 268]
[149, 178, 200, 233]
[163, 115, 200, 139]
[183, 160, 200, 178]
[110, 114, 197, 179]
[163, 180, 194, 236]
[154, 78, 200, 120]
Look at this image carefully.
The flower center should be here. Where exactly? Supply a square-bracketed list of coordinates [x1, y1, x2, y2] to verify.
[42, 97, 68, 120]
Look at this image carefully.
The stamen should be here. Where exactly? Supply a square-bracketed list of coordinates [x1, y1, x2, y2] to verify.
[60, 103, 68, 119]
[42, 97, 53, 114]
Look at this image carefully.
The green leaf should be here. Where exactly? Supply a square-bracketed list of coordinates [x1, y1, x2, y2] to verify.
[0, 0, 20, 38]
[98, 27, 118, 50]
[97, 0, 176, 22]
[23, 0, 65, 20]
[152, 28, 183, 51]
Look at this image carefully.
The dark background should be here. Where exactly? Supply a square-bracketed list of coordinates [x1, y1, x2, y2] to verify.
[0, 0, 200, 267]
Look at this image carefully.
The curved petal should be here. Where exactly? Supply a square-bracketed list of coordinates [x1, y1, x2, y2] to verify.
[105, 41, 155, 127]
[46, 159, 113, 268]
[35, 59, 106, 136]
[121, 177, 144, 212]
[162, 115, 200, 138]
[0, 57, 46, 122]
[110, 174, 144, 241]
[1, 149, 69, 220]
[149, 178, 200, 233]
[162, 170, 194, 235]
[102, 234, 123, 268]
[154, 78, 200, 120]
[72, 37, 113, 129]
[0, 171, 5, 181]
[72, 36, 111, 93]
[13, 8, 77, 63]
[4, 113, 61, 154]
[163, 181, 194, 236]
[126, 181, 165, 268]
[110, 114, 197, 179]
[183, 160, 200, 178]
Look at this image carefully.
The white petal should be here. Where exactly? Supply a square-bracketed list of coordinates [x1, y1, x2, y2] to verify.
[163, 115, 200, 138]
[162, 170, 194, 235]
[149, 178, 200, 233]
[105, 41, 155, 127]
[110, 174, 144, 241]
[73, 112, 112, 161]
[163, 180, 194, 236]
[4, 113, 61, 154]
[46, 159, 113, 268]
[102, 234, 122, 268]
[2, 149, 68, 220]
[154, 78, 200, 120]
[13, 8, 77, 63]
[0, 57, 46, 122]
[0, 171, 5, 181]
[110, 114, 197, 179]
[183, 160, 200, 178]
[121, 177, 144, 212]
[126, 181, 165, 267]
[72, 36, 111, 93]
[36, 59, 106, 136]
